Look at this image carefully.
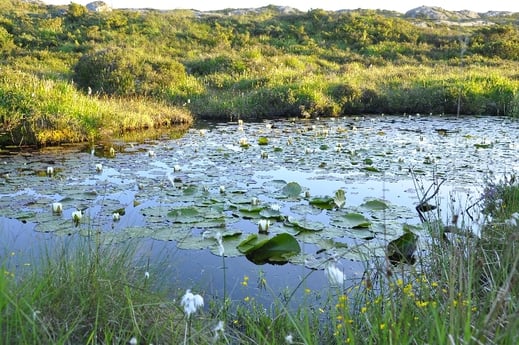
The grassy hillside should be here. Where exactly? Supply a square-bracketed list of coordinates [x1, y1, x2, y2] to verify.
[1, 0, 519, 146]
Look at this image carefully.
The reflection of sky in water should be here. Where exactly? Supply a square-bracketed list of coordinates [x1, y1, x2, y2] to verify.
[1, 115, 517, 305]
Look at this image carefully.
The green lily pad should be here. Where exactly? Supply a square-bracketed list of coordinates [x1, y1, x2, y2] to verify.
[387, 224, 418, 265]
[361, 199, 388, 211]
[285, 216, 325, 232]
[237, 233, 301, 265]
[332, 212, 371, 229]
[309, 196, 335, 209]
[281, 181, 302, 198]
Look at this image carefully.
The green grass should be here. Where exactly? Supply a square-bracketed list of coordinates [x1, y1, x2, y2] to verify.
[1, 176, 519, 344]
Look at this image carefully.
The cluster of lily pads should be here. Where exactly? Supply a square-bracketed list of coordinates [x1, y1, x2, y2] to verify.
[0, 115, 516, 267]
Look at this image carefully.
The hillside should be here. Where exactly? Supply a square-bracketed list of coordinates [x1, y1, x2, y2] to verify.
[1, 0, 519, 146]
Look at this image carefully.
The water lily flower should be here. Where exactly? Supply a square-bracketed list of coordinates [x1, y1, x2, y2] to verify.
[270, 204, 281, 212]
[238, 119, 244, 126]
[72, 210, 82, 225]
[239, 137, 249, 147]
[199, 129, 207, 136]
[148, 150, 155, 157]
[109, 147, 116, 157]
[258, 219, 270, 234]
[46, 166, 54, 176]
[219, 185, 225, 193]
[173, 164, 181, 172]
[251, 197, 260, 206]
[325, 262, 345, 287]
[180, 289, 204, 318]
[52, 202, 63, 214]
[112, 212, 120, 221]
[261, 150, 268, 159]
[95, 163, 103, 172]
[144, 271, 150, 279]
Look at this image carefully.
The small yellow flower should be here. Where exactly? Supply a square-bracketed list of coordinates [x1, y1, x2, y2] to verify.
[431, 281, 439, 288]
[305, 288, 311, 294]
[379, 323, 386, 330]
[361, 306, 367, 313]
[244, 296, 250, 302]
[396, 278, 404, 287]
[339, 295, 348, 302]
[337, 315, 344, 321]
[415, 300, 429, 308]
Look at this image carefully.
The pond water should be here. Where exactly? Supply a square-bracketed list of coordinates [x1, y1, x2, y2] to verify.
[1, 115, 518, 305]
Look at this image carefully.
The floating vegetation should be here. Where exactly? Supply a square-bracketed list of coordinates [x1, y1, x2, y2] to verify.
[0, 115, 517, 266]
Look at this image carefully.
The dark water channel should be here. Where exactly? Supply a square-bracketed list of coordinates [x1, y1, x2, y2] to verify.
[1, 115, 518, 306]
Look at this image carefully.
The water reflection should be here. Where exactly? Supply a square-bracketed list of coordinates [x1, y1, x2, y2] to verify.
[1, 115, 516, 305]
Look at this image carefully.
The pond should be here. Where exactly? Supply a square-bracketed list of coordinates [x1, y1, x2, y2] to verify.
[1, 115, 518, 306]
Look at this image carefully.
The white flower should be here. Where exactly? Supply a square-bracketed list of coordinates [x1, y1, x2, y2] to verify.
[270, 204, 281, 212]
[258, 219, 270, 234]
[173, 164, 181, 172]
[212, 320, 225, 342]
[261, 150, 268, 159]
[144, 271, 150, 279]
[325, 262, 345, 287]
[219, 185, 225, 193]
[46, 166, 54, 176]
[129, 337, 137, 345]
[95, 163, 103, 172]
[199, 129, 207, 136]
[238, 119, 244, 126]
[251, 197, 260, 206]
[112, 212, 120, 221]
[285, 334, 294, 344]
[52, 202, 63, 214]
[239, 137, 249, 146]
[148, 150, 155, 157]
[180, 289, 204, 318]
[72, 210, 82, 225]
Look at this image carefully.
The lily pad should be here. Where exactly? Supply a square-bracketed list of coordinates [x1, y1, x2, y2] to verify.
[361, 199, 388, 211]
[332, 212, 371, 229]
[281, 182, 302, 198]
[309, 196, 335, 209]
[285, 216, 325, 232]
[237, 233, 301, 265]
[386, 224, 418, 265]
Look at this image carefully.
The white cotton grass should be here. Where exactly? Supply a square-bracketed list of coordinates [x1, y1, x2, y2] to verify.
[325, 262, 345, 287]
[128, 337, 137, 345]
[180, 289, 204, 318]
[212, 320, 225, 343]
[285, 333, 294, 344]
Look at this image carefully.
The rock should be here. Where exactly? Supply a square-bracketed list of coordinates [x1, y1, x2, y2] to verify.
[86, 1, 112, 12]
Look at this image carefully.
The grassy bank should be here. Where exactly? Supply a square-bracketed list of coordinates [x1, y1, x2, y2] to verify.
[1, 175, 518, 344]
[0, 68, 192, 147]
